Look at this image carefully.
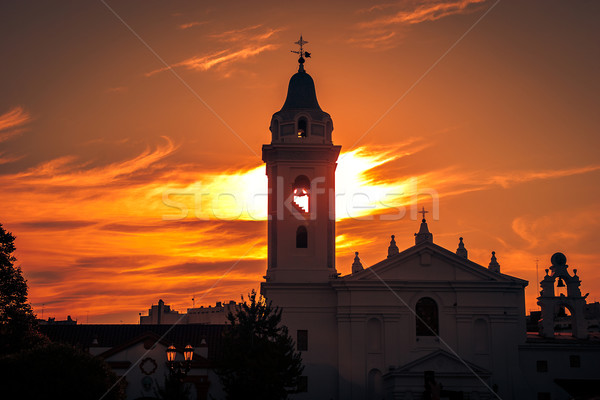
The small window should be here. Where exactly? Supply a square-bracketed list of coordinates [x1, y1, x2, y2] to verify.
[416, 297, 439, 336]
[296, 226, 308, 248]
[569, 355, 580, 368]
[297, 330, 308, 351]
[297, 376, 308, 392]
[536, 360, 548, 372]
[297, 118, 307, 138]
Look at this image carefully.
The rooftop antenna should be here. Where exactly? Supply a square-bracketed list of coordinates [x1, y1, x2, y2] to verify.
[291, 35, 311, 72]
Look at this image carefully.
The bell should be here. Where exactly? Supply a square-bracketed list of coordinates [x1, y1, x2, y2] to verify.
[557, 277, 566, 287]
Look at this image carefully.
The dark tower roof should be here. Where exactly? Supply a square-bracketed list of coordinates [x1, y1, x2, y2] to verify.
[280, 70, 322, 111]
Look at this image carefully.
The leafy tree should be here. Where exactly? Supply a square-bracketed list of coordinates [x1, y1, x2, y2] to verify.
[0, 342, 125, 400]
[0, 223, 46, 356]
[217, 290, 303, 400]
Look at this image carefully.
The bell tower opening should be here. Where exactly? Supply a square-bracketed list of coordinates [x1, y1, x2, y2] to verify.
[293, 175, 310, 213]
[297, 118, 307, 138]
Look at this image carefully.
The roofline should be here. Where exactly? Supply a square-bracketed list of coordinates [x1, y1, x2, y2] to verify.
[343, 241, 528, 286]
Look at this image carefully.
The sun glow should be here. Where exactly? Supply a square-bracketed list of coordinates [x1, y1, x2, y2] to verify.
[158, 145, 412, 222]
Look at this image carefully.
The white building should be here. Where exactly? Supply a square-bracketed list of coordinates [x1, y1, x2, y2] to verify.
[260, 49, 600, 400]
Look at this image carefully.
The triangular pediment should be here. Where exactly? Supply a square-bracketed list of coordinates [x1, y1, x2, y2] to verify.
[344, 242, 526, 284]
[393, 349, 490, 376]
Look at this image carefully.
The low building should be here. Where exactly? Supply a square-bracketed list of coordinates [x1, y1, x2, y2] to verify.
[139, 300, 239, 325]
[41, 324, 225, 400]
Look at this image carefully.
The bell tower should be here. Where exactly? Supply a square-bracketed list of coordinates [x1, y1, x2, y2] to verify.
[262, 37, 341, 283]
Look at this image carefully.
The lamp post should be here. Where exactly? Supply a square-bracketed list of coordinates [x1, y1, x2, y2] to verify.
[166, 344, 194, 381]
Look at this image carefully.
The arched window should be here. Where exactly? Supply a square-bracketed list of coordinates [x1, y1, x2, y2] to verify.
[296, 226, 308, 248]
[297, 118, 307, 138]
[293, 175, 310, 213]
[415, 297, 439, 336]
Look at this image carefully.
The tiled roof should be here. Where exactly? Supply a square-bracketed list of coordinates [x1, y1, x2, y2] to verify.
[41, 324, 226, 360]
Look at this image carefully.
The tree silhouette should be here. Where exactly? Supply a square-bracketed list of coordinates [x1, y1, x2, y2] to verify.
[0, 223, 45, 356]
[154, 373, 191, 400]
[217, 290, 303, 400]
[0, 342, 125, 400]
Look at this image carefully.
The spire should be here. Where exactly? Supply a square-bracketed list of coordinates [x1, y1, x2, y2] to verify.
[456, 237, 468, 259]
[488, 251, 500, 273]
[351, 251, 364, 274]
[414, 207, 433, 245]
[387, 235, 399, 258]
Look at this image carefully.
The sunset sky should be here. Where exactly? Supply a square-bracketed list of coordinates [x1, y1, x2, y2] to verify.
[1, 0, 598, 323]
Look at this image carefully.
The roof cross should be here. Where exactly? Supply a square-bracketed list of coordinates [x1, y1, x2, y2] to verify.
[418, 206, 428, 220]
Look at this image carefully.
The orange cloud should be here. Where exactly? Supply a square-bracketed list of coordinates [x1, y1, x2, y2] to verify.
[178, 21, 206, 30]
[210, 25, 282, 42]
[0, 106, 30, 142]
[146, 25, 281, 77]
[351, 0, 488, 49]
[147, 45, 277, 76]
[361, 0, 487, 27]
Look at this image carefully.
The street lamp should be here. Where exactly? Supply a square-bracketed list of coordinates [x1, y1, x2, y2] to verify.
[166, 344, 194, 381]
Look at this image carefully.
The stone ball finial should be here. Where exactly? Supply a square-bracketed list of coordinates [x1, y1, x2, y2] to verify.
[391, 235, 395, 239]
[492, 251, 496, 256]
[551, 252, 567, 266]
[355, 251, 359, 256]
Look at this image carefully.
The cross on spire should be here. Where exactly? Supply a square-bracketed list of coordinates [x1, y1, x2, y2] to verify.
[291, 35, 311, 71]
[418, 206, 428, 221]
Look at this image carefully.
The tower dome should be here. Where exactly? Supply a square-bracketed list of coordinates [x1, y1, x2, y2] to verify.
[269, 37, 333, 144]
[280, 71, 322, 111]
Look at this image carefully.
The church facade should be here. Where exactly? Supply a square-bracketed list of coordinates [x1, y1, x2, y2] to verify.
[260, 44, 600, 400]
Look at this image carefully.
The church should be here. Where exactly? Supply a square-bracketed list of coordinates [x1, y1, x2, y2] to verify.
[259, 39, 600, 400]
[43, 40, 600, 400]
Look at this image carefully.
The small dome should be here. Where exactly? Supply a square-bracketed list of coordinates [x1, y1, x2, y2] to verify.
[551, 252, 567, 266]
[280, 71, 322, 111]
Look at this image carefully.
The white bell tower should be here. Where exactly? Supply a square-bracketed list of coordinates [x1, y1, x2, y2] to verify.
[262, 37, 340, 284]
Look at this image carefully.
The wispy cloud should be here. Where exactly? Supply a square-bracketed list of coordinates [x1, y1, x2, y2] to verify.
[486, 166, 600, 188]
[347, 31, 398, 50]
[0, 106, 30, 142]
[105, 86, 128, 94]
[361, 0, 487, 27]
[147, 45, 277, 76]
[209, 24, 281, 42]
[146, 25, 281, 77]
[351, 0, 488, 48]
[178, 21, 206, 30]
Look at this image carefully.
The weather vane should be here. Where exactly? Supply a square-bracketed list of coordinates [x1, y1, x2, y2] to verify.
[291, 35, 311, 71]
